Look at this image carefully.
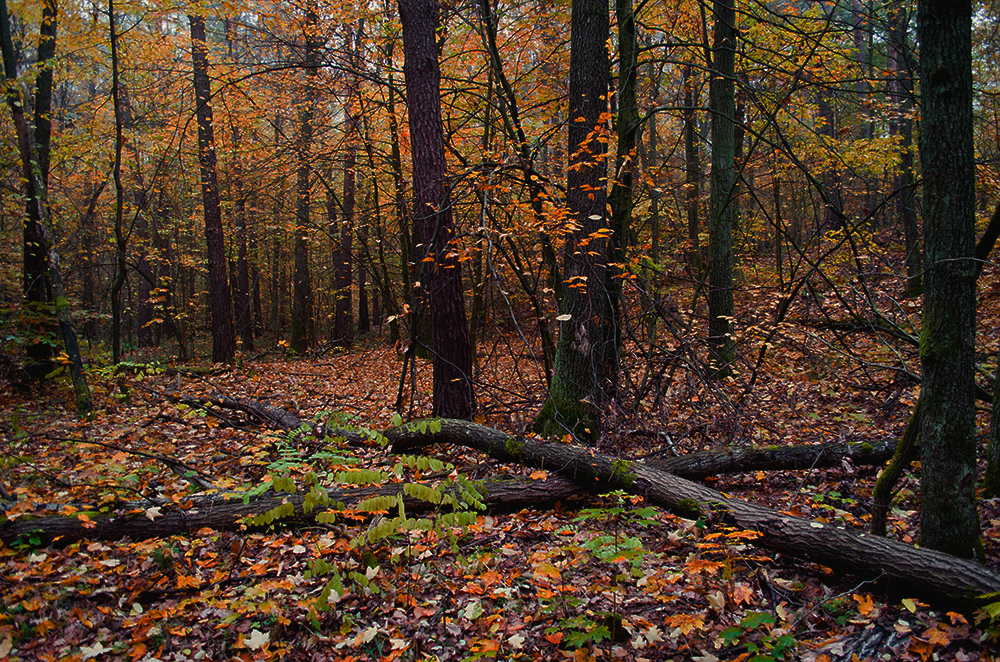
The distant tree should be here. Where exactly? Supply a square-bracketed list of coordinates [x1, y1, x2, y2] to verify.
[398, 0, 474, 418]
[917, 0, 978, 558]
[291, 0, 321, 354]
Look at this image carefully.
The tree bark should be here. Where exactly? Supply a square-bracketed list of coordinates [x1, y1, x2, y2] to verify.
[189, 13, 235, 364]
[0, 475, 588, 549]
[110, 0, 127, 364]
[683, 63, 701, 274]
[917, 0, 978, 558]
[399, 0, 474, 419]
[707, 0, 738, 378]
[1, 0, 91, 414]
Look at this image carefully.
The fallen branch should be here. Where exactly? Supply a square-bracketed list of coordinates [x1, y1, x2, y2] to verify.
[385, 419, 1000, 604]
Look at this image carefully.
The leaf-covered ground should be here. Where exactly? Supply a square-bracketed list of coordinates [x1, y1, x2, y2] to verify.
[3, 296, 1000, 660]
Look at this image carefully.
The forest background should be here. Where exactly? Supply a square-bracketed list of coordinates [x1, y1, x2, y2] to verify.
[4, 0, 1000, 660]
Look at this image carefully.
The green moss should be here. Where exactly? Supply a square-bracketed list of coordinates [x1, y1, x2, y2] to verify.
[860, 442, 874, 453]
[675, 498, 701, 517]
[610, 459, 636, 486]
[504, 437, 524, 457]
[533, 397, 599, 443]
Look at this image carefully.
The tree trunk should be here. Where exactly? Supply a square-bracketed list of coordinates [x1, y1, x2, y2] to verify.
[334, 135, 355, 347]
[110, 0, 127, 363]
[683, 63, 701, 274]
[535, 0, 610, 440]
[189, 13, 235, 364]
[916, 0, 978, 558]
[399, 0, 474, 419]
[707, 0, 737, 378]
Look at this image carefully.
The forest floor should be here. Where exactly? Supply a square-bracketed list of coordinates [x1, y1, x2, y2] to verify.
[3, 301, 1000, 660]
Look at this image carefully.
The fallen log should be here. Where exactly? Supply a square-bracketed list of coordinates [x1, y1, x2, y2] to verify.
[645, 438, 896, 478]
[385, 419, 1000, 604]
[0, 421, 900, 549]
[0, 475, 588, 547]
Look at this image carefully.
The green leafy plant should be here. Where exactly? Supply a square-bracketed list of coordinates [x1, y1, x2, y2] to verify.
[240, 418, 484, 627]
[719, 611, 797, 661]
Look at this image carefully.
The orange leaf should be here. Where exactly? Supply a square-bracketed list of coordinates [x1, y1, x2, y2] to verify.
[176, 574, 201, 589]
[530, 470, 548, 480]
[926, 627, 951, 646]
[545, 631, 564, 645]
[853, 593, 874, 616]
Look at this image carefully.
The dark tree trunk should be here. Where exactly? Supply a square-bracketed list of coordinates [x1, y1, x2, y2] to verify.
[606, 0, 638, 391]
[231, 128, 254, 352]
[534, 0, 610, 440]
[386, 420, 1000, 604]
[0, 0, 90, 413]
[707, 0, 737, 378]
[111, 0, 127, 362]
[21, 0, 57, 370]
[189, 13, 235, 363]
[916, 0, 978, 558]
[398, 0, 474, 419]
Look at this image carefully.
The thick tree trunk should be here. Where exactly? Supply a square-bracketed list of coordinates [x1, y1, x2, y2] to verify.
[399, 0, 474, 419]
[189, 13, 235, 364]
[707, 0, 738, 378]
[917, 0, 978, 558]
[535, 0, 611, 440]
[291, 2, 320, 354]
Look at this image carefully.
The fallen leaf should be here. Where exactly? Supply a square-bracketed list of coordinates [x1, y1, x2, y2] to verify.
[243, 628, 269, 649]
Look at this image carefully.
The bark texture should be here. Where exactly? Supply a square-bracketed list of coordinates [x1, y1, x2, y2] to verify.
[917, 0, 978, 558]
[399, 0, 474, 418]
[707, 0, 738, 378]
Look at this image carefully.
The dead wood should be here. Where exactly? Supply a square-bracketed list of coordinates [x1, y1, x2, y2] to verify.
[385, 419, 1000, 604]
[644, 438, 897, 478]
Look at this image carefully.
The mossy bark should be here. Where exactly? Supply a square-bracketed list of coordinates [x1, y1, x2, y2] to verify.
[916, 0, 978, 558]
